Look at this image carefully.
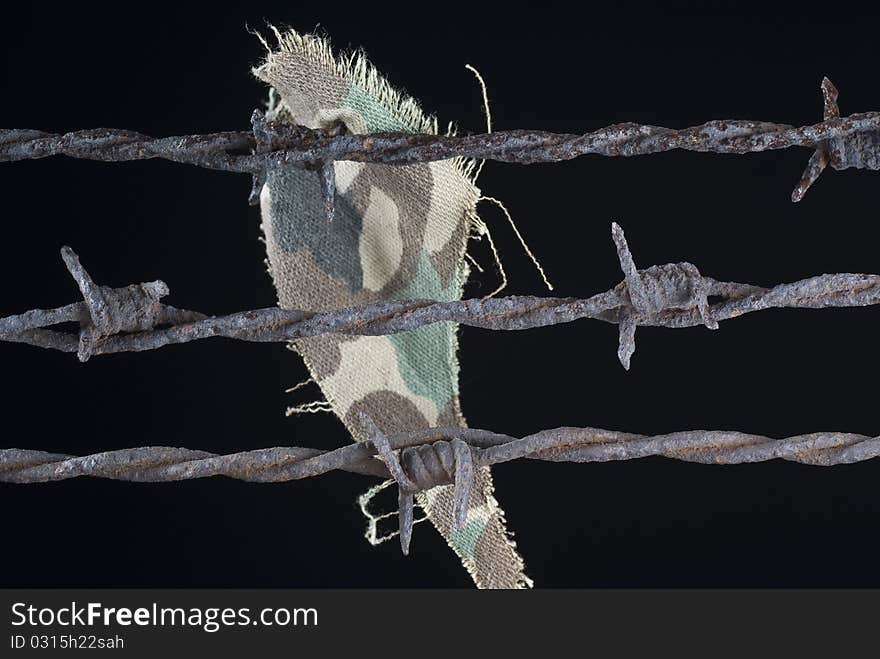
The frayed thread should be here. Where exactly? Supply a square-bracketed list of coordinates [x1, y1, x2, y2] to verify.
[285, 400, 334, 416]
[285, 377, 316, 395]
[465, 214, 507, 298]
[465, 63, 492, 183]
[358, 479, 429, 546]
[480, 196, 554, 292]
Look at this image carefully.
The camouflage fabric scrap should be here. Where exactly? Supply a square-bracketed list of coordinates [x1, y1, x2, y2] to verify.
[253, 28, 530, 588]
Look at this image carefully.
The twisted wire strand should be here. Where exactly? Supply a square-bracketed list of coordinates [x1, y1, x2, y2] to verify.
[3, 426, 878, 486]
[3, 115, 876, 170]
[7, 423, 876, 555]
[2, 76, 878, 202]
[2, 231, 878, 369]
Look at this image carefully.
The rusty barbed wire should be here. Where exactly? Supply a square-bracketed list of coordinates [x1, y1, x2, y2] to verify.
[1, 223, 878, 370]
[3, 419, 878, 554]
[1, 78, 878, 204]
[1, 75, 879, 558]
[6, 232, 876, 555]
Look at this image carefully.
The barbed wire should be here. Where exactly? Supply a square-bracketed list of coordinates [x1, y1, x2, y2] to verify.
[3, 420, 878, 554]
[1, 223, 878, 369]
[5, 229, 876, 554]
[3, 76, 880, 556]
[1, 78, 877, 205]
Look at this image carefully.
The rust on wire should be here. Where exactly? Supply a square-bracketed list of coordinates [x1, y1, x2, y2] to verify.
[3, 424, 879, 554]
[3, 76, 880, 558]
[1, 227, 877, 370]
[2, 79, 879, 201]
[5, 238, 875, 553]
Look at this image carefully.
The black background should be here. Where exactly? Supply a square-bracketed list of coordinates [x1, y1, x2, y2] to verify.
[1, 1, 879, 588]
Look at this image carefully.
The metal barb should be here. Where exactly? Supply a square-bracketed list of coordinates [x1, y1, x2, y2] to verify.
[822, 77, 840, 121]
[792, 78, 837, 202]
[792, 77, 880, 201]
[360, 412, 417, 555]
[359, 413, 476, 554]
[610, 223, 717, 370]
[58, 247, 174, 362]
[60, 246, 111, 361]
[317, 161, 336, 223]
[248, 110, 271, 206]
